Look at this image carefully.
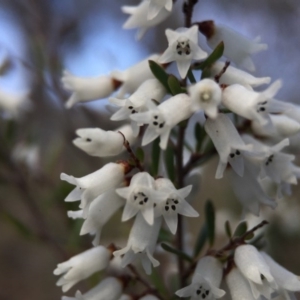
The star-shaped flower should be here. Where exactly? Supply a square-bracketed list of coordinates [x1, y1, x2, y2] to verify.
[158, 25, 207, 78]
[116, 172, 165, 225]
[154, 178, 199, 234]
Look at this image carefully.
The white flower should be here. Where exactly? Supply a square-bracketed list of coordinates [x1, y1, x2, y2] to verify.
[198, 21, 267, 71]
[73, 124, 135, 157]
[113, 213, 162, 275]
[188, 79, 222, 119]
[226, 267, 257, 300]
[0, 88, 30, 118]
[229, 156, 276, 216]
[154, 178, 198, 234]
[159, 25, 207, 78]
[122, 1, 171, 40]
[110, 78, 166, 137]
[176, 256, 226, 299]
[116, 172, 165, 225]
[209, 61, 271, 89]
[67, 210, 83, 219]
[111, 54, 160, 98]
[204, 113, 253, 179]
[261, 252, 300, 298]
[80, 190, 124, 245]
[62, 70, 115, 109]
[54, 246, 111, 292]
[148, 0, 173, 20]
[130, 93, 193, 149]
[234, 244, 277, 299]
[222, 80, 286, 126]
[62, 277, 123, 300]
[61, 162, 127, 216]
[251, 114, 300, 139]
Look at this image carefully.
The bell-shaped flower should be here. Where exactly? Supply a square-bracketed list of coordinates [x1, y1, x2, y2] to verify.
[154, 178, 198, 234]
[122, 2, 171, 40]
[209, 61, 271, 89]
[188, 78, 222, 119]
[229, 156, 276, 216]
[113, 212, 162, 275]
[116, 172, 165, 225]
[110, 78, 166, 137]
[111, 54, 160, 98]
[198, 21, 267, 71]
[62, 70, 116, 108]
[204, 113, 253, 179]
[80, 190, 124, 245]
[61, 162, 128, 216]
[54, 246, 111, 292]
[148, 0, 172, 20]
[260, 252, 300, 297]
[176, 256, 226, 299]
[62, 277, 124, 300]
[73, 124, 135, 157]
[67, 210, 83, 220]
[234, 244, 277, 299]
[131, 93, 193, 149]
[0, 88, 30, 118]
[226, 267, 257, 300]
[222, 80, 287, 126]
[159, 25, 207, 78]
[251, 114, 300, 139]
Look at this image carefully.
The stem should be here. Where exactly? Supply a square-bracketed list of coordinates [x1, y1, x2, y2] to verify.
[119, 131, 144, 172]
[214, 61, 230, 83]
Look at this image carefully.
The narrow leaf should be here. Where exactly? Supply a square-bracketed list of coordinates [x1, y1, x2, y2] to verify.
[194, 122, 206, 152]
[194, 224, 207, 257]
[149, 60, 171, 93]
[225, 220, 232, 238]
[233, 221, 248, 237]
[201, 68, 211, 79]
[151, 138, 160, 176]
[205, 199, 215, 246]
[161, 243, 193, 262]
[187, 69, 196, 83]
[135, 147, 144, 163]
[168, 75, 184, 95]
[194, 41, 224, 70]
[164, 145, 175, 183]
[245, 232, 255, 240]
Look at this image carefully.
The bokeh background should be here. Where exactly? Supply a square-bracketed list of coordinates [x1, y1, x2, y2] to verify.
[0, 0, 300, 299]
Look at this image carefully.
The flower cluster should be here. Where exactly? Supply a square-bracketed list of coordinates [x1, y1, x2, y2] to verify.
[54, 1, 300, 299]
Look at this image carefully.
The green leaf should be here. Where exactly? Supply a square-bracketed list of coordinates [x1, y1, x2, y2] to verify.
[194, 41, 224, 70]
[168, 75, 184, 95]
[245, 232, 255, 240]
[225, 220, 232, 238]
[148, 60, 171, 94]
[151, 138, 160, 176]
[2, 212, 33, 239]
[135, 147, 144, 163]
[164, 145, 175, 183]
[158, 227, 173, 243]
[161, 242, 193, 263]
[205, 199, 215, 246]
[201, 68, 211, 79]
[233, 221, 248, 237]
[194, 122, 206, 152]
[187, 69, 196, 83]
[150, 268, 168, 297]
[193, 224, 208, 257]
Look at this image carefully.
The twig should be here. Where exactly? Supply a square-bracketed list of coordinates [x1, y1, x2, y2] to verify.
[118, 131, 144, 172]
[214, 61, 230, 83]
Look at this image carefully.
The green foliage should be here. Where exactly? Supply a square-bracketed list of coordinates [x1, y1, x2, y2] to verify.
[194, 122, 206, 153]
[233, 221, 248, 237]
[135, 147, 144, 163]
[161, 242, 193, 262]
[168, 75, 185, 95]
[205, 199, 215, 246]
[151, 138, 161, 176]
[194, 224, 208, 257]
[148, 60, 171, 94]
[225, 220, 232, 238]
[164, 145, 176, 183]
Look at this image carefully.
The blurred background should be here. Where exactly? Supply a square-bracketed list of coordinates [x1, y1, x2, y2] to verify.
[0, 0, 300, 299]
